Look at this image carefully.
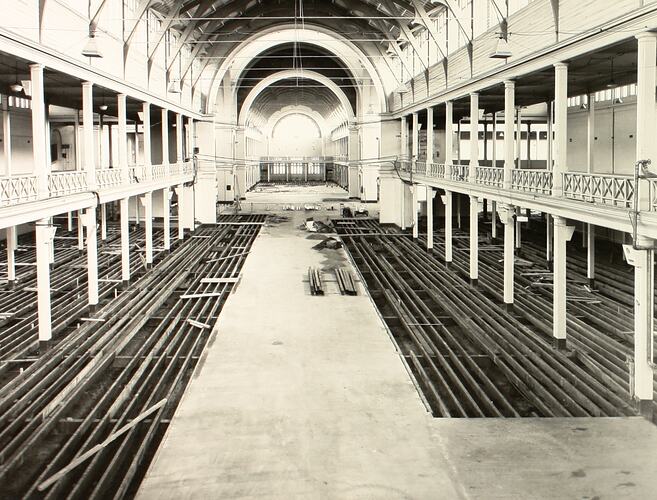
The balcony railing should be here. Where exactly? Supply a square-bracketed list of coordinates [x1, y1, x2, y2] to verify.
[475, 166, 504, 188]
[0, 162, 194, 208]
[511, 169, 553, 195]
[0, 175, 38, 207]
[427, 163, 445, 179]
[48, 171, 87, 197]
[449, 164, 469, 181]
[96, 168, 123, 189]
[563, 172, 634, 208]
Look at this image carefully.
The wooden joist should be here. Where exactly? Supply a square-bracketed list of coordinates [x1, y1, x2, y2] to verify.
[335, 268, 357, 296]
[308, 267, 324, 296]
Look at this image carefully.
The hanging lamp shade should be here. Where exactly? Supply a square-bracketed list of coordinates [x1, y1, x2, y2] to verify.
[168, 80, 182, 94]
[82, 32, 103, 58]
[490, 35, 512, 59]
[9, 82, 23, 93]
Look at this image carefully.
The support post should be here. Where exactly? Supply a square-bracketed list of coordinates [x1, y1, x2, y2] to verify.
[553, 63, 568, 197]
[626, 236, 655, 416]
[546, 213, 553, 266]
[587, 92, 595, 173]
[82, 82, 96, 189]
[30, 64, 48, 198]
[6, 226, 16, 286]
[444, 191, 453, 264]
[553, 215, 569, 347]
[143, 193, 153, 265]
[503, 81, 515, 190]
[163, 187, 170, 250]
[143, 103, 151, 180]
[426, 108, 434, 163]
[515, 206, 522, 251]
[445, 102, 453, 165]
[85, 207, 99, 310]
[426, 185, 434, 250]
[412, 184, 419, 239]
[491, 200, 498, 240]
[35, 218, 52, 342]
[469, 93, 479, 182]
[77, 210, 84, 251]
[2, 97, 12, 176]
[500, 205, 514, 307]
[400, 116, 408, 158]
[100, 204, 107, 241]
[412, 112, 419, 160]
[118, 94, 128, 182]
[120, 197, 130, 284]
[587, 224, 595, 285]
[469, 196, 478, 285]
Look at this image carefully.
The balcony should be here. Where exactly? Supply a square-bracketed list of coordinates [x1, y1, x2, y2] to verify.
[397, 160, 650, 212]
[0, 162, 194, 209]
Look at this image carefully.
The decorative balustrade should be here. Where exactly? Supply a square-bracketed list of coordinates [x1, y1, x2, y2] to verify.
[0, 175, 38, 207]
[426, 163, 445, 179]
[414, 161, 427, 176]
[563, 172, 634, 208]
[449, 164, 469, 181]
[397, 160, 412, 173]
[96, 168, 123, 189]
[475, 166, 504, 188]
[511, 169, 553, 195]
[48, 171, 87, 197]
[129, 165, 149, 183]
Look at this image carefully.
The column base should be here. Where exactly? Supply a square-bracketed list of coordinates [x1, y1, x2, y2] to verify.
[546, 260, 553, 271]
[146, 262, 153, 270]
[504, 302, 514, 313]
[469, 278, 478, 288]
[553, 338, 567, 350]
[445, 261, 452, 270]
[121, 280, 130, 289]
[426, 246, 434, 253]
[637, 399, 655, 420]
[39, 340, 53, 353]
[88, 303, 98, 315]
[7, 280, 15, 290]
[587, 278, 595, 288]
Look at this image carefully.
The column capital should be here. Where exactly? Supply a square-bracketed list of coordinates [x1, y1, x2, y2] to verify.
[469, 91, 479, 97]
[29, 63, 44, 71]
[504, 79, 515, 88]
[81, 81, 93, 88]
[636, 31, 657, 42]
[553, 62, 569, 70]
[552, 214, 568, 226]
[497, 203, 515, 225]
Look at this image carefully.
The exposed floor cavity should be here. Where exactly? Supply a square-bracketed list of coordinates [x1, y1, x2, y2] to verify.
[139, 189, 657, 500]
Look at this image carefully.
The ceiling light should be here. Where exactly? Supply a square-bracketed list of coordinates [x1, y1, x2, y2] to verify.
[99, 104, 108, 111]
[490, 34, 512, 59]
[168, 80, 182, 94]
[9, 82, 23, 93]
[81, 31, 103, 58]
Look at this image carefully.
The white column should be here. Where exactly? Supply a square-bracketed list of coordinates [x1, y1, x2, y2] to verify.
[515, 108, 522, 167]
[82, 82, 96, 189]
[503, 81, 515, 190]
[163, 187, 171, 250]
[100, 203, 107, 241]
[412, 113, 419, 157]
[120, 197, 130, 283]
[162, 109, 169, 166]
[6, 226, 16, 285]
[426, 108, 434, 162]
[501, 205, 514, 306]
[515, 206, 522, 250]
[469, 196, 478, 283]
[469, 93, 479, 182]
[491, 112, 497, 168]
[2, 98, 12, 176]
[553, 215, 568, 346]
[553, 63, 568, 197]
[176, 113, 184, 162]
[35, 218, 52, 341]
[627, 236, 655, 409]
[143, 193, 153, 265]
[30, 64, 48, 198]
[177, 183, 185, 240]
[143, 103, 152, 180]
[412, 184, 419, 239]
[400, 116, 408, 158]
[85, 207, 99, 308]
[444, 191, 453, 264]
[587, 224, 595, 283]
[118, 94, 128, 182]
[445, 102, 454, 165]
[636, 32, 657, 212]
[546, 101, 554, 170]
[491, 201, 499, 239]
[426, 185, 434, 250]
[587, 92, 595, 173]
[546, 213, 553, 265]
[77, 210, 84, 251]
[67, 211, 73, 232]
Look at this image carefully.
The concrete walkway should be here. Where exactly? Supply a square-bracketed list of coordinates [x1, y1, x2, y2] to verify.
[139, 187, 657, 500]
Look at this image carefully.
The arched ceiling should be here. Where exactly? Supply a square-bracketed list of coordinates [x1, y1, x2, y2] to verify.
[246, 78, 345, 129]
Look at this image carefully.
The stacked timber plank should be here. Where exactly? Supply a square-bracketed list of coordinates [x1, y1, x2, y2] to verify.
[308, 267, 324, 296]
[335, 268, 357, 295]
